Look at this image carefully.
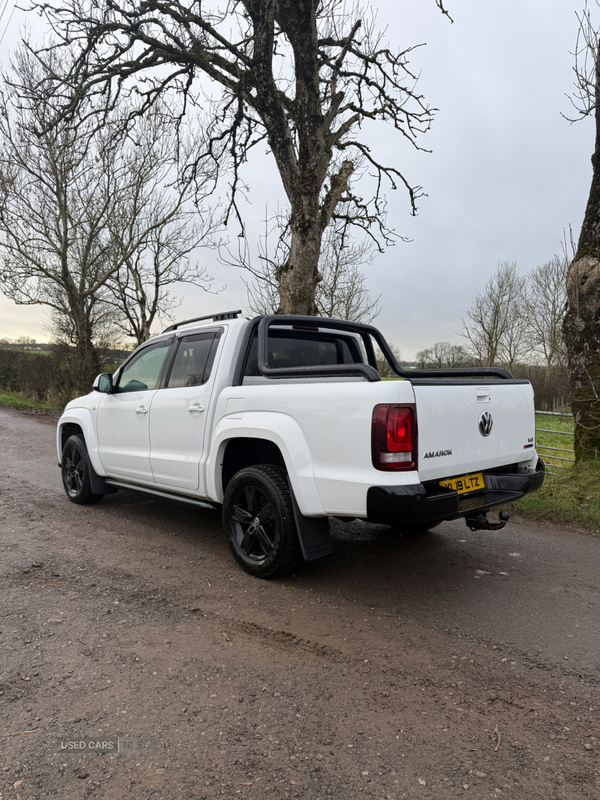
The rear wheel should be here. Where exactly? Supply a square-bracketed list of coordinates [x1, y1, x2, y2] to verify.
[223, 465, 303, 578]
[61, 435, 104, 505]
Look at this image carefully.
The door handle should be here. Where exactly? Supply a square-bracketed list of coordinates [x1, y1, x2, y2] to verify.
[188, 403, 205, 414]
[135, 405, 148, 415]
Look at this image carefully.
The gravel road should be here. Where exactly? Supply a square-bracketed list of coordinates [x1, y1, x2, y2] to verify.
[1, 407, 598, 799]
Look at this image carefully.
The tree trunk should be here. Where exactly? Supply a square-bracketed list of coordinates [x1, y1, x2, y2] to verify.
[278, 195, 324, 315]
[251, 2, 355, 316]
[140, 319, 152, 345]
[563, 254, 600, 461]
[563, 45, 600, 462]
[68, 296, 102, 394]
[74, 336, 101, 393]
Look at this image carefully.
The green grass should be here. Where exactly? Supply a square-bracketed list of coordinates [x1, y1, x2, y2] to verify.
[0, 390, 61, 412]
[513, 459, 600, 531]
[511, 412, 600, 530]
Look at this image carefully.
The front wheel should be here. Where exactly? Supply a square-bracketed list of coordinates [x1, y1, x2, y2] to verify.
[61, 435, 104, 505]
[223, 465, 303, 578]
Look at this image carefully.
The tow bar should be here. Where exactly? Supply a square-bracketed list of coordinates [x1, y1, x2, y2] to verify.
[465, 510, 510, 532]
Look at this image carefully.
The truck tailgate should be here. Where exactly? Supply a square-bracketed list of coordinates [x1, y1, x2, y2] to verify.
[412, 380, 536, 482]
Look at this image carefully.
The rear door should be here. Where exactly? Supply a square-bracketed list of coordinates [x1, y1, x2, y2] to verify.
[148, 329, 222, 492]
[412, 380, 536, 482]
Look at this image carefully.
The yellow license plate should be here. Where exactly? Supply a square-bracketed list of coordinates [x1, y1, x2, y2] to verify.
[439, 472, 485, 494]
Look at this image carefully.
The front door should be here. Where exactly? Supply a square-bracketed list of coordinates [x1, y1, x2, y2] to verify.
[97, 339, 172, 481]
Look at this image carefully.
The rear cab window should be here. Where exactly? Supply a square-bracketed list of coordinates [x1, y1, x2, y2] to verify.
[243, 327, 365, 379]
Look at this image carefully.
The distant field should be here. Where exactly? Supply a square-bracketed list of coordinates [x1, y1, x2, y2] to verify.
[0, 346, 53, 354]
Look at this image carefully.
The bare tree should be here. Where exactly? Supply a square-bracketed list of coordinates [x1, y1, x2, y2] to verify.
[460, 260, 528, 371]
[414, 347, 432, 369]
[108, 227, 216, 347]
[315, 236, 381, 323]
[562, 2, 600, 461]
[103, 115, 221, 345]
[0, 46, 215, 390]
[376, 342, 403, 377]
[525, 256, 568, 378]
[46, 281, 128, 395]
[245, 228, 380, 323]
[501, 297, 530, 373]
[46, 281, 121, 350]
[415, 341, 469, 369]
[0, 46, 117, 385]
[444, 342, 471, 368]
[36, 0, 451, 316]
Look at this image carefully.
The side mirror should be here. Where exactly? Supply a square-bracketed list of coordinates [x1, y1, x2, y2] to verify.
[93, 373, 113, 393]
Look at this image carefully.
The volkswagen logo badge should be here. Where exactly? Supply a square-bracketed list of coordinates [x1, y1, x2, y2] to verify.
[479, 410, 493, 437]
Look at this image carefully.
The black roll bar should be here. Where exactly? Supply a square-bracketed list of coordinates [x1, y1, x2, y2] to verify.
[255, 316, 513, 381]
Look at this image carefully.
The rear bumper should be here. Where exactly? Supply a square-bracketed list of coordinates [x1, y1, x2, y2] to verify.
[366, 459, 545, 527]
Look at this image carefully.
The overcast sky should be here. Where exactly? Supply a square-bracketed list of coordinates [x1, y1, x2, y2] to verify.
[0, 0, 593, 358]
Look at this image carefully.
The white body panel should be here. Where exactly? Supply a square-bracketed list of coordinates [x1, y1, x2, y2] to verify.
[414, 382, 536, 482]
[57, 316, 540, 520]
[96, 389, 158, 481]
[148, 329, 226, 492]
[147, 385, 210, 490]
[210, 379, 418, 516]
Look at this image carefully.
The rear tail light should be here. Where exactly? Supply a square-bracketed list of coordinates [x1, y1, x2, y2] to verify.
[372, 404, 417, 471]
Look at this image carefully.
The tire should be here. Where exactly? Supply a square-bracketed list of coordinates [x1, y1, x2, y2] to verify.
[223, 464, 303, 578]
[61, 435, 104, 505]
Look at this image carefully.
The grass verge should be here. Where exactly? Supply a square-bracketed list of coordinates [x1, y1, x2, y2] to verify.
[513, 460, 600, 531]
[0, 390, 61, 412]
[512, 414, 599, 531]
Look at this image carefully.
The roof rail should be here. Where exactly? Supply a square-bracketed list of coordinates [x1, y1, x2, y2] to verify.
[163, 310, 242, 333]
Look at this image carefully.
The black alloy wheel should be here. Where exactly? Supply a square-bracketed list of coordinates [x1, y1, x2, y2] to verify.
[61, 434, 104, 504]
[223, 464, 303, 578]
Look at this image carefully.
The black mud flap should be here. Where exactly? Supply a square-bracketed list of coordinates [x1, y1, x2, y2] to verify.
[289, 486, 333, 561]
[89, 461, 118, 496]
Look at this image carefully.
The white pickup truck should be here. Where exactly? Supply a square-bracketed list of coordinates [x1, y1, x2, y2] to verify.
[57, 311, 544, 577]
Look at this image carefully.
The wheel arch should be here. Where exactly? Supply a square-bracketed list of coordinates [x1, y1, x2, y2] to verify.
[57, 410, 103, 476]
[60, 422, 84, 456]
[58, 414, 118, 497]
[206, 413, 325, 518]
[222, 437, 285, 494]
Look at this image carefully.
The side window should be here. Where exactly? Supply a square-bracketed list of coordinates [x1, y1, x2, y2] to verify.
[115, 341, 171, 394]
[166, 332, 220, 388]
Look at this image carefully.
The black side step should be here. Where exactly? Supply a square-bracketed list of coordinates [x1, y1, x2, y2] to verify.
[105, 480, 219, 510]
